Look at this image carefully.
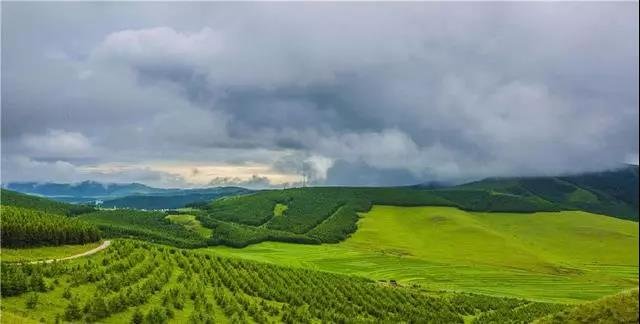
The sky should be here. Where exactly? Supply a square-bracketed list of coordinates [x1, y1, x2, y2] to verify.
[1, 2, 638, 189]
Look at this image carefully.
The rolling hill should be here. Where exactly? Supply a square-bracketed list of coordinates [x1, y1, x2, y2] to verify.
[0, 239, 573, 323]
[454, 164, 639, 221]
[1, 169, 637, 321]
[209, 205, 639, 302]
[197, 166, 638, 248]
[1, 189, 209, 248]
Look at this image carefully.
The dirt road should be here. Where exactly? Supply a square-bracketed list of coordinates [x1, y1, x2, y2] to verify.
[27, 240, 111, 264]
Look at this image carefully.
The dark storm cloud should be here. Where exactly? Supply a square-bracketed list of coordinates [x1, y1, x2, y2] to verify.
[325, 160, 424, 187]
[1, 2, 638, 187]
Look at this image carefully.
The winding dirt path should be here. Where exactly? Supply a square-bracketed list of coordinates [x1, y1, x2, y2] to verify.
[27, 240, 111, 264]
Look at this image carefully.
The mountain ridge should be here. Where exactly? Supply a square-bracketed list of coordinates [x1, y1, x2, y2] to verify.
[451, 164, 639, 220]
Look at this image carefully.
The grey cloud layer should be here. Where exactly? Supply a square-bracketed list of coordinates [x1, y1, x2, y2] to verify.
[2, 2, 638, 187]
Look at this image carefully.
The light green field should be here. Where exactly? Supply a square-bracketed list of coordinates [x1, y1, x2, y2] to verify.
[203, 206, 639, 303]
[273, 203, 288, 217]
[1, 242, 102, 263]
[165, 214, 212, 238]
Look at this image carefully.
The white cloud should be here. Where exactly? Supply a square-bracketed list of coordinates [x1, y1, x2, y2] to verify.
[93, 27, 223, 68]
[21, 130, 94, 159]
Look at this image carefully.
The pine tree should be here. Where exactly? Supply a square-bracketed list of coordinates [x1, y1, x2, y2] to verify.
[62, 287, 72, 299]
[131, 308, 144, 324]
[64, 299, 82, 321]
[25, 293, 39, 309]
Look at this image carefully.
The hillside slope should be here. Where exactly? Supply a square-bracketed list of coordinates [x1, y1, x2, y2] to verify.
[535, 289, 638, 323]
[1, 205, 101, 248]
[210, 206, 639, 302]
[0, 239, 569, 323]
[199, 166, 638, 247]
[455, 165, 639, 220]
[0, 189, 95, 216]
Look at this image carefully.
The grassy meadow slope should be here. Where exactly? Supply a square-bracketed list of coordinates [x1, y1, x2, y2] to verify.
[207, 206, 638, 303]
[535, 289, 639, 324]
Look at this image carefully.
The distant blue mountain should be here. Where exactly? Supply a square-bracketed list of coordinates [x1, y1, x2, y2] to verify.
[5, 181, 162, 199]
[3, 181, 252, 208]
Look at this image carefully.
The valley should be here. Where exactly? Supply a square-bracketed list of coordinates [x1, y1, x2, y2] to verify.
[1, 167, 638, 323]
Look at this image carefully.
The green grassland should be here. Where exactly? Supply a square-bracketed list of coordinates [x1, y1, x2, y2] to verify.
[1, 239, 573, 324]
[1, 242, 103, 263]
[165, 214, 213, 238]
[206, 206, 639, 303]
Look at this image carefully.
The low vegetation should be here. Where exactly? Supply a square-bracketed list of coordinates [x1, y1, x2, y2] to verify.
[1, 239, 572, 323]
